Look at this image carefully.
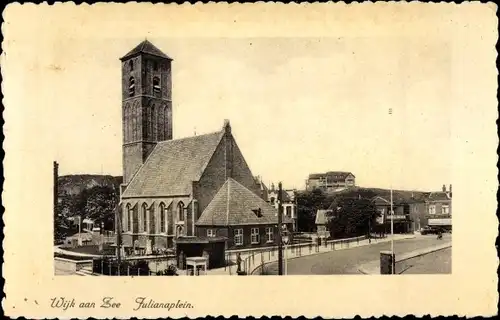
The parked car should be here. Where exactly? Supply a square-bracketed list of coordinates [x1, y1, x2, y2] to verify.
[420, 226, 442, 235]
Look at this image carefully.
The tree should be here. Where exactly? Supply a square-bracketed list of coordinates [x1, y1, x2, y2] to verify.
[327, 193, 380, 239]
[296, 188, 334, 232]
[74, 185, 119, 230]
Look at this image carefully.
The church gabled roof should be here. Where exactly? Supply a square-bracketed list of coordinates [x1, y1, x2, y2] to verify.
[196, 178, 294, 226]
[122, 130, 224, 198]
[120, 40, 172, 61]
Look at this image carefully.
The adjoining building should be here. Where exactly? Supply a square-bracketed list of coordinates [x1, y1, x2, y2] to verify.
[267, 185, 298, 231]
[306, 171, 355, 192]
[425, 184, 452, 230]
[117, 40, 290, 252]
[195, 178, 293, 249]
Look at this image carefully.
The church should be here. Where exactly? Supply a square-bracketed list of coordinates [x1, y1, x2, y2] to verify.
[117, 40, 292, 251]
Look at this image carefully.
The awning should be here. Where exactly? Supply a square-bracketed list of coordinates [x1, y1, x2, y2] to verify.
[428, 218, 452, 226]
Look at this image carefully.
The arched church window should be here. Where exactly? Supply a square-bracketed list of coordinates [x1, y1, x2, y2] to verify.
[125, 203, 131, 232]
[152, 105, 157, 140]
[129, 60, 134, 71]
[178, 202, 185, 221]
[153, 77, 161, 97]
[129, 77, 135, 97]
[142, 203, 148, 233]
[128, 204, 133, 233]
[159, 203, 166, 233]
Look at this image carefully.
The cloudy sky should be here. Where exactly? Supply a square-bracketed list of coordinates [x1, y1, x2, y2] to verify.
[7, 4, 485, 192]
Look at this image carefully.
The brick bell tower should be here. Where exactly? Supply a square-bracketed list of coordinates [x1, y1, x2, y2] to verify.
[120, 40, 173, 185]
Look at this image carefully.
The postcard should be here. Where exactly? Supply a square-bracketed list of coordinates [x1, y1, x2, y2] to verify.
[2, 2, 498, 318]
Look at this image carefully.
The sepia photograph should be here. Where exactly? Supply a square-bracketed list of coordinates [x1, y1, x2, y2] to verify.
[2, 2, 497, 318]
[53, 38, 453, 277]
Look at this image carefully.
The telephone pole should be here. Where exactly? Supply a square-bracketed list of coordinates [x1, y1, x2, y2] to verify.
[277, 182, 283, 276]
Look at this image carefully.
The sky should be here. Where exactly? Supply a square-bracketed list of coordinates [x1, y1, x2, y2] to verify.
[4, 5, 459, 192]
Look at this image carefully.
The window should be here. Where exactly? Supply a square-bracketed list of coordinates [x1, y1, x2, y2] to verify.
[234, 229, 243, 246]
[153, 77, 161, 96]
[270, 197, 275, 205]
[153, 61, 158, 71]
[127, 204, 134, 232]
[178, 202, 185, 221]
[141, 203, 148, 233]
[129, 77, 135, 97]
[442, 205, 450, 215]
[251, 228, 260, 244]
[129, 60, 134, 71]
[125, 204, 131, 232]
[286, 206, 292, 217]
[429, 205, 436, 215]
[207, 229, 216, 237]
[266, 227, 274, 243]
[159, 203, 166, 233]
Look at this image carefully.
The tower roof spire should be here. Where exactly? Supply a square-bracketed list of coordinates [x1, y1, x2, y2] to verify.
[120, 39, 172, 61]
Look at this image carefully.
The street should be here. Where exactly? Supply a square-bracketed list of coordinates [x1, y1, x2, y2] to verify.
[263, 234, 451, 275]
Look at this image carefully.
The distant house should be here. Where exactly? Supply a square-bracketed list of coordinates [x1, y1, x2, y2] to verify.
[315, 209, 332, 239]
[195, 178, 293, 249]
[425, 184, 452, 230]
[371, 196, 412, 234]
[267, 185, 298, 231]
[306, 171, 355, 192]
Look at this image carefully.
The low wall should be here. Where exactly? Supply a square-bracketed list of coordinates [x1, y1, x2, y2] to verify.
[54, 257, 93, 274]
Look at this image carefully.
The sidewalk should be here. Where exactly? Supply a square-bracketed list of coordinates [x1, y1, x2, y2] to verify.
[202, 234, 416, 276]
[357, 241, 452, 275]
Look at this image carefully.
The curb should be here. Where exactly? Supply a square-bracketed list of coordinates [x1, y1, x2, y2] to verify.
[249, 235, 416, 275]
[357, 242, 452, 275]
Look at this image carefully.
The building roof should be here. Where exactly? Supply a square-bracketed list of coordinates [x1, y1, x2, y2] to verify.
[309, 171, 355, 181]
[122, 131, 224, 198]
[268, 189, 292, 202]
[427, 191, 452, 201]
[120, 40, 172, 61]
[196, 178, 293, 226]
[315, 209, 332, 225]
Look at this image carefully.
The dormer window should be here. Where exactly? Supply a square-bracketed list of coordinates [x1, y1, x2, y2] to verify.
[129, 77, 135, 97]
[252, 208, 263, 218]
[153, 77, 161, 96]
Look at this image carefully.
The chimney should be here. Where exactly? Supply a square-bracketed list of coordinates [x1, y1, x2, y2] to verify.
[223, 119, 231, 134]
[442, 184, 446, 192]
[449, 184, 452, 193]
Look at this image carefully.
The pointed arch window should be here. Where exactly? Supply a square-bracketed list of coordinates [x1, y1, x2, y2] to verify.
[153, 77, 161, 97]
[152, 105, 157, 140]
[141, 203, 148, 233]
[125, 203, 131, 232]
[178, 202, 185, 222]
[128, 204, 133, 233]
[159, 202, 166, 233]
[129, 77, 135, 97]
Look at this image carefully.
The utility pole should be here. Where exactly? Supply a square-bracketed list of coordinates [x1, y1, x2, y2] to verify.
[116, 205, 122, 275]
[277, 182, 283, 276]
[389, 107, 395, 274]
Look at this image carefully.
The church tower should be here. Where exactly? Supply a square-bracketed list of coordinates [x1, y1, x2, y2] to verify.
[120, 40, 173, 185]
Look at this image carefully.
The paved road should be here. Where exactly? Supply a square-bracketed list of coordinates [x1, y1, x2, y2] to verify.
[264, 234, 451, 275]
[398, 247, 451, 274]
